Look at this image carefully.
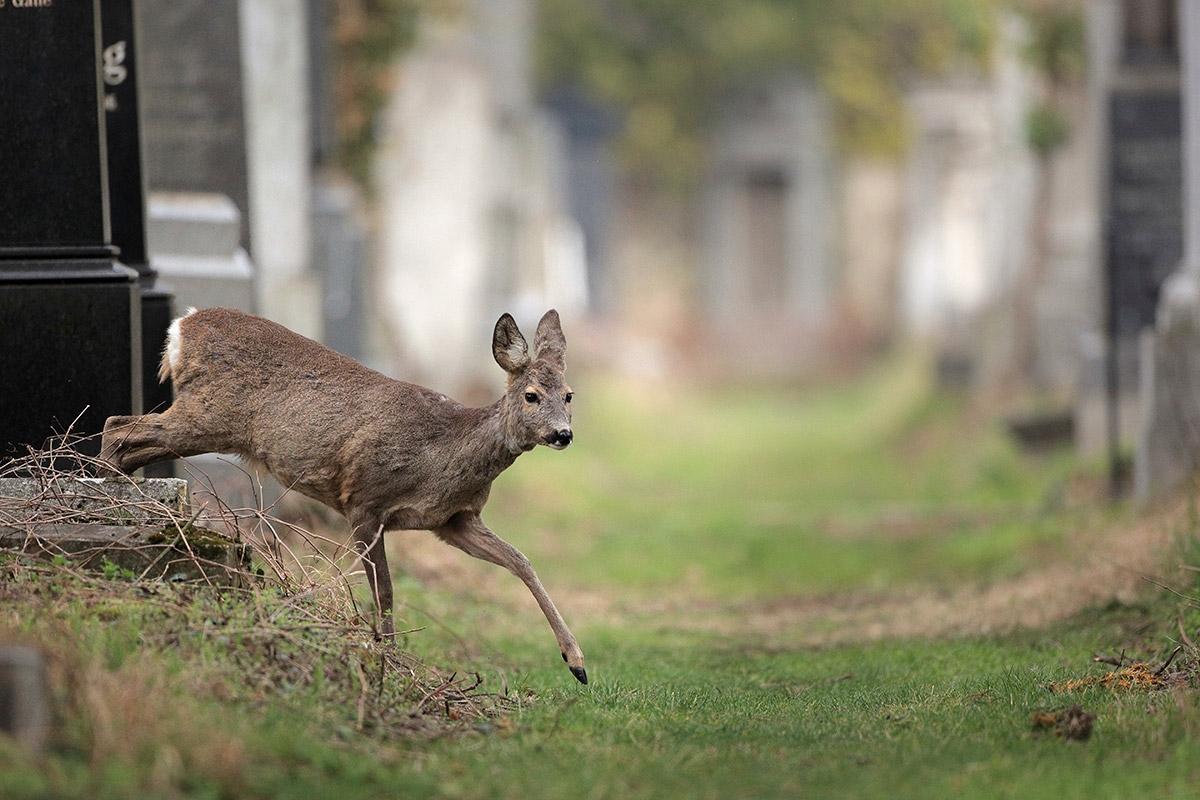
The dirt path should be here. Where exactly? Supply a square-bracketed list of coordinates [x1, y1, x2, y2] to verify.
[672, 501, 1189, 647]
[390, 498, 1194, 650]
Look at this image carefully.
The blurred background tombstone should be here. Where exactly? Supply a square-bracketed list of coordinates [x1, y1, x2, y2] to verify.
[0, 645, 48, 753]
[0, 0, 142, 464]
[137, 0, 256, 314]
[1135, 0, 1200, 499]
[1074, 0, 1182, 484]
[701, 78, 835, 375]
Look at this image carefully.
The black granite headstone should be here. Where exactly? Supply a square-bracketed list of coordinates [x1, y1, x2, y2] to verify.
[0, 0, 142, 463]
[138, 0, 252, 253]
[0, 1, 111, 252]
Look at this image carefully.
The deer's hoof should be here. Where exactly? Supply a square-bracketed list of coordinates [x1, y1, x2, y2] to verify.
[562, 651, 587, 684]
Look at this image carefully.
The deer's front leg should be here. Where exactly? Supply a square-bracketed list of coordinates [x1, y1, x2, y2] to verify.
[435, 511, 586, 684]
[100, 413, 185, 475]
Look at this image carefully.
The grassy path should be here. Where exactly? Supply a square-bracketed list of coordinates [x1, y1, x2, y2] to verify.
[393, 353, 1174, 653]
[376, 359, 1200, 799]
[392, 486, 1176, 651]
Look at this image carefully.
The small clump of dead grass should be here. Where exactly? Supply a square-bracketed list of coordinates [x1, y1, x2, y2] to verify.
[1031, 705, 1096, 741]
[1049, 662, 1176, 694]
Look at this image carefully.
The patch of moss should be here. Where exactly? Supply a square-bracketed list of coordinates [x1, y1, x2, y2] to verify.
[162, 526, 237, 561]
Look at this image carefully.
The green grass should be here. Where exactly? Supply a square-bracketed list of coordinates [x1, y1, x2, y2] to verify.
[387, 578, 1200, 799]
[414, 623, 1200, 799]
[3, 350, 1199, 798]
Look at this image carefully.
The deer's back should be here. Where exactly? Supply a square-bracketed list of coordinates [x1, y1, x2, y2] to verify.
[168, 308, 476, 513]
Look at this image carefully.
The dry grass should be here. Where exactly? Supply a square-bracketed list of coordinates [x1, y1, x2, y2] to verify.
[0, 438, 521, 795]
[1050, 662, 1175, 693]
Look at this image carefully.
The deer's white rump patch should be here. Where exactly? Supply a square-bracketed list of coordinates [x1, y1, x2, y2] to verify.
[159, 306, 198, 384]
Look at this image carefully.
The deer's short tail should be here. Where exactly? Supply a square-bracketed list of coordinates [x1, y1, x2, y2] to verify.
[158, 306, 199, 384]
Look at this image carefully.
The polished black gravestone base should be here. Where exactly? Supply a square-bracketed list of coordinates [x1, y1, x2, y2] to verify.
[138, 280, 175, 478]
[0, 256, 142, 464]
[139, 281, 173, 414]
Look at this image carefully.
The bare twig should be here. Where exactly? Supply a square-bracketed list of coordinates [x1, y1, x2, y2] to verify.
[1179, 614, 1197, 650]
[1143, 576, 1200, 608]
[1093, 650, 1128, 669]
[1155, 645, 1184, 677]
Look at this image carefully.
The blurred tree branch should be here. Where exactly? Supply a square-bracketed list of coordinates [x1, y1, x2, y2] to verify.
[331, 0, 423, 187]
[535, 0, 1003, 188]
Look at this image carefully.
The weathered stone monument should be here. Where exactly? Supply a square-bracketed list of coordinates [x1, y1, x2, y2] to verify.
[1135, 0, 1200, 498]
[138, 0, 251, 249]
[702, 78, 835, 371]
[0, 0, 142, 461]
[377, 1, 586, 391]
[1112, 84, 1181, 493]
[136, 0, 255, 313]
[0, 645, 48, 753]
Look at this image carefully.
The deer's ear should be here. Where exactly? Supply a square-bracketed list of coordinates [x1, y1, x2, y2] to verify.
[493, 313, 530, 374]
[533, 309, 566, 371]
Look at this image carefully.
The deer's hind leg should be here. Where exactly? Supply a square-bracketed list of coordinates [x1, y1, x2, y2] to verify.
[349, 515, 395, 639]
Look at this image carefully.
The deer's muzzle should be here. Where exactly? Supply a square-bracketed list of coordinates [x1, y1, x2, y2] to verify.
[546, 429, 573, 449]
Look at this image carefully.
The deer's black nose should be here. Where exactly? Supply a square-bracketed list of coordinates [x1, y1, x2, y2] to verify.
[549, 429, 573, 448]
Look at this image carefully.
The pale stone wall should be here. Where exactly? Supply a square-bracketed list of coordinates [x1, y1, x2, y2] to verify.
[239, 0, 320, 340]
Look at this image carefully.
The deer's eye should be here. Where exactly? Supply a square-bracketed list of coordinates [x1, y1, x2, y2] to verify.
[524, 392, 540, 404]
[564, 392, 573, 403]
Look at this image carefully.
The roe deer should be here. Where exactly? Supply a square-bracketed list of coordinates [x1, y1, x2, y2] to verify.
[100, 307, 587, 684]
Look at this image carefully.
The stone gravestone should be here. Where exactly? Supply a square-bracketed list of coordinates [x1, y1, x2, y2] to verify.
[99, 0, 175, 423]
[1104, 89, 1181, 489]
[1133, 1, 1200, 499]
[1106, 90, 1183, 339]
[138, 0, 252, 254]
[702, 78, 834, 371]
[135, 0, 255, 313]
[0, 0, 142, 462]
[1099, 0, 1183, 496]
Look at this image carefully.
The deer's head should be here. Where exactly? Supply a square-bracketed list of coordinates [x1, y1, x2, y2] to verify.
[493, 310, 573, 452]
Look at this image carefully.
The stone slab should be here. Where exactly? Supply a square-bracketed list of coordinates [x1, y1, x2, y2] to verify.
[1136, 324, 1200, 500]
[147, 192, 242, 258]
[0, 523, 250, 587]
[0, 477, 190, 525]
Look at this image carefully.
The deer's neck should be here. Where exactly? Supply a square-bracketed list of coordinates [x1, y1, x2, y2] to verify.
[454, 400, 524, 480]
